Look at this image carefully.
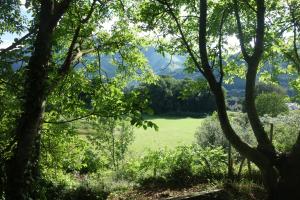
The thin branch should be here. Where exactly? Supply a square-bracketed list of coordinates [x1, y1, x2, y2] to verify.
[0, 30, 35, 56]
[81, 0, 98, 24]
[242, 0, 256, 13]
[58, 0, 97, 77]
[43, 111, 127, 124]
[44, 113, 95, 124]
[288, 0, 300, 73]
[233, 0, 250, 61]
[252, 0, 265, 61]
[58, 26, 81, 76]
[218, 9, 227, 84]
[156, 0, 204, 74]
[161, 54, 173, 71]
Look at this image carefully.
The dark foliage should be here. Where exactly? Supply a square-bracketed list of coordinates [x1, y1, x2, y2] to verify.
[139, 76, 217, 116]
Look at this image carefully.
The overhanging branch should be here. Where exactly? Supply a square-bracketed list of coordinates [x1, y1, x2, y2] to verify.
[156, 0, 204, 75]
[0, 30, 35, 56]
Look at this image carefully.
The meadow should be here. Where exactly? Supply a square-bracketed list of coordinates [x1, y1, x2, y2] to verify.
[129, 116, 204, 155]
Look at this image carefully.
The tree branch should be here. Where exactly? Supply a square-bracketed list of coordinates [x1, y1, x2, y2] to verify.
[233, 0, 250, 61]
[0, 30, 35, 56]
[43, 111, 127, 124]
[235, 0, 276, 158]
[51, 0, 74, 27]
[252, 0, 265, 61]
[218, 9, 227, 84]
[198, 0, 269, 168]
[156, 0, 204, 74]
[288, 1, 300, 73]
[58, 0, 97, 77]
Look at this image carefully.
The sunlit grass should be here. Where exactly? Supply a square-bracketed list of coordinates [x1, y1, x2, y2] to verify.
[75, 116, 204, 156]
[128, 116, 204, 155]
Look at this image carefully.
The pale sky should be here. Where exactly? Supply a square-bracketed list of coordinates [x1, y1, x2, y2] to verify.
[0, 1, 240, 52]
[0, 0, 29, 49]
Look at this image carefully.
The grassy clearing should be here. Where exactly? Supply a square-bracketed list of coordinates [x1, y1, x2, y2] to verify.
[128, 116, 204, 155]
[75, 116, 204, 155]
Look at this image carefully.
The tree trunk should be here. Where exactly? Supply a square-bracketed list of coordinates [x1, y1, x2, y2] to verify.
[269, 123, 273, 143]
[6, 50, 50, 200]
[5, 2, 57, 199]
[271, 154, 300, 200]
[237, 157, 245, 180]
[227, 144, 234, 180]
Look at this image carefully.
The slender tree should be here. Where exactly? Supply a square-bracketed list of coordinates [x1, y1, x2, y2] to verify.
[137, 0, 300, 198]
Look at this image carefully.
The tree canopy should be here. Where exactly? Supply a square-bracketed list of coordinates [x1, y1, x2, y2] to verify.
[1, 0, 300, 199]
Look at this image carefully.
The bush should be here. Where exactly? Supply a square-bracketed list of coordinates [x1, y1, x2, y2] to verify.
[195, 112, 256, 149]
[166, 146, 194, 185]
[261, 111, 300, 152]
[124, 145, 227, 187]
[255, 82, 286, 96]
[255, 92, 289, 117]
[195, 113, 227, 148]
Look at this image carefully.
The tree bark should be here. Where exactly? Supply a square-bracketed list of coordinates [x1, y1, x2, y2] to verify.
[237, 157, 245, 180]
[272, 136, 300, 199]
[227, 144, 234, 180]
[5, 1, 72, 199]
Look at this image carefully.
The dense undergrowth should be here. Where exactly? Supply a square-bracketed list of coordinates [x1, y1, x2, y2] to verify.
[2, 110, 299, 199]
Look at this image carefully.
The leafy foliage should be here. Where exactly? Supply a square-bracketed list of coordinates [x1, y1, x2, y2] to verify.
[255, 92, 289, 117]
[139, 75, 216, 115]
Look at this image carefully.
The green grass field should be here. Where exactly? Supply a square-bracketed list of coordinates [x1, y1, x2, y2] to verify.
[128, 116, 204, 155]
[76, 116, 204, 156]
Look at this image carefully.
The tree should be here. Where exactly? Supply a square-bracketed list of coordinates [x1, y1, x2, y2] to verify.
[136, 0, 300, 198]
[255, 92, 289, 117]
[140, 75, 216, 115]
[0, 0, 155, 199]
[3, 1, 76, 199]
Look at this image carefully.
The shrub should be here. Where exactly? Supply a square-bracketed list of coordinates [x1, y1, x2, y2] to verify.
[195, 112, 256, 149]
[63, 185, 109, 200]
[125, 145, 227, 187]
[139, 148, 171, 178]
[195, 113, 227, 148]
[261, 111, 300, 152]
[166, 146, 194, 184]
[255, 92, 289, 117]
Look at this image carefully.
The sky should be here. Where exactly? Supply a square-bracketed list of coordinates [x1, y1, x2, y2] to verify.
[0, 0, 28, 49]
[0, 0, 241, 52]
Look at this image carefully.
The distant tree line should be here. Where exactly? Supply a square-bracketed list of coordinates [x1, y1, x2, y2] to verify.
[138, 76, 217, 116]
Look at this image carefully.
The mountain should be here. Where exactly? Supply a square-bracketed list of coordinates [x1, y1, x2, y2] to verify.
[11, 47, 293, 97]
